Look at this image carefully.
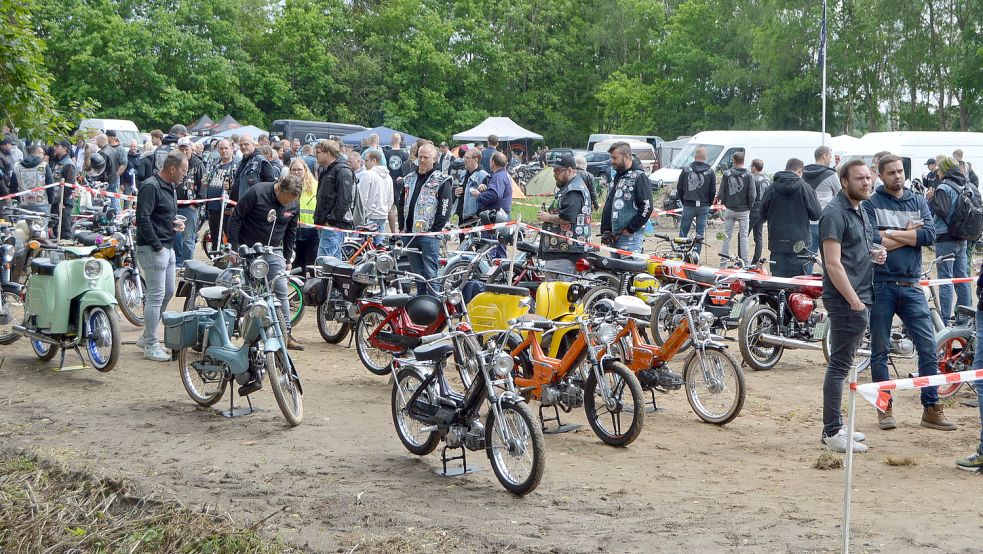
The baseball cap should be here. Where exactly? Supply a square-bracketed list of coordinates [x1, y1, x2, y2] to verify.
[550, 153, 576, 169]
[177, 136, 194, 147]
[925, 158, 937, 165]
[169, 124, 188, 136]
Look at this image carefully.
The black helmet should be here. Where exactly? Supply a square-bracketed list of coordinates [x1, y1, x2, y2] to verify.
[478, 208, 507, 226]
[405, 295, 443, 326]
[86, 152, 106, 178]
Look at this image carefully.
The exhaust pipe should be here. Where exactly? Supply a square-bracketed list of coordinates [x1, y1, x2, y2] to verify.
[759, 334, 823, 351]
[12, 325, 60, 346]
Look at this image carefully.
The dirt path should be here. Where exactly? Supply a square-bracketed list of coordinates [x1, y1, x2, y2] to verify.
[2, 227, 982, 552]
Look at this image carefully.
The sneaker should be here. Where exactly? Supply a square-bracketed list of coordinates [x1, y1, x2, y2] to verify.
[822, 428, 869, 453]
[878, 400, 897, 430]
[955, 449, 983, 472]
[144, 343, 171, 362]
[921, 404, 957, 431]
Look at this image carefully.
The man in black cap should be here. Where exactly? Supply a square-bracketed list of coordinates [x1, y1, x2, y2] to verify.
[538, 153, 593, 279]
[138, 124, 185, 181]
[50, 140, 77, 238]
[923, 158, 941, 191]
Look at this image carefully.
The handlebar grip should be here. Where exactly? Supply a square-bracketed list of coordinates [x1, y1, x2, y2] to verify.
[420, 333, 448, 344]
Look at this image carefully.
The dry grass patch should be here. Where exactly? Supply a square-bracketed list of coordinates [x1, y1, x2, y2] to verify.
[884, 455, 918, 467]
[813, 451, 843, 470]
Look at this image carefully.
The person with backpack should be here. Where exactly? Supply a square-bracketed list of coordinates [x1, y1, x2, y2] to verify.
[313, 139, 355, 258]
[474, 151, 513, 258]
[927, 154, 981, 324]
[675, 146, 716, 255]
[11, 143, 56, 214]
[748, 159, 770, 262]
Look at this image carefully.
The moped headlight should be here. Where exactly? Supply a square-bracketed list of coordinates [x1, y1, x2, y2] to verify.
[248, 258, 269, 280]
[492, 352, 513, 378]
[1, 245, 12, 263]
[699, 312, 715, 328]
[376, 253, 396, 274]
[83, 259, 102, 279]
[595, 322, 618, 345]
[248, 302, 270, 320]
[447, 290, 463, 306]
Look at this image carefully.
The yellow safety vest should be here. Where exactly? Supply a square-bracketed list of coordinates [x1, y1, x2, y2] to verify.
[299, 187, 317, 226]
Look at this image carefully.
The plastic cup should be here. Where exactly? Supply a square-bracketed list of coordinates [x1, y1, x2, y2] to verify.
[870, 243, 887, 265]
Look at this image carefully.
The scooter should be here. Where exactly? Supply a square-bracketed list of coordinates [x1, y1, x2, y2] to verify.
[12, 244, 120, 372]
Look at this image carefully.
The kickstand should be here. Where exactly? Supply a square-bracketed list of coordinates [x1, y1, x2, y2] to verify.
[539, 404, 581, 434]
[220, 381, 260, 418]
[345, 329, 354, 349]
[645, 388, 663, 413]
[437, 444, 478, 476]
[54, 344, 89, 372]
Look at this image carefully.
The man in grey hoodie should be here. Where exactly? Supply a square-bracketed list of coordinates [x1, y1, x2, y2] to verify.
[760, 158, 822, 277]
[803, 146, 840, 262]
[717, 151, 755, 265]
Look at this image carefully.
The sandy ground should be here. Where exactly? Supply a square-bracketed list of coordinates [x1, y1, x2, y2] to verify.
[2, 221, 983, 553]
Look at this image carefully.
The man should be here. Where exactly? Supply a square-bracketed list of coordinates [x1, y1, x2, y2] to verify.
[258, 133, 270, 147]
[953, 149, 979, 187]
[0, 138, 14, 201]
[362, 133, 386, 168]
[923, 158, 941, 191]
[474, 151, 513, 258]
[481, 135, 498, 173]
[172, 137, 205, 267]
[300, 144, 317, 174]
[135, 151, 187, 362]
[347, 150, 366, 182]
[150, 129, 163, 148]
[748, 159, 770, 262]
[291, 138, 301, 156]
[230, 134, 242, 164]
[313, 140, 355, 258]
[362, 151, 394, 246]
[123, 140, 141, 199]
[227, 174, 304, 351]
[11, 144, 55, 214]
[437, 142, 454, 173]
[538, 153, 592, 279]
[803, 145, 840, 259]
[871, 150, 890, 189]
[95, 134, 120, 209]
[602, 141, 653, 254]
[760, 158, 821, 277]
[386, 133, 409, 232]
[675, 146, 715, 254]
[260, 145, 283, 179]
[106, 130, 128, 192]
[959, 272, 983, 471]
[454, 148, 488, 224]
[231, 134, 276, 205]
[818, 159, 875, 453]
[279, 139, 293, 166]
[396, 143, 452, 294]
[138, 125, 181, 182]
[50, 140, 77, 238]
[927, 155, 974, 323]
[863, 154, 956, 432]
[718, 151, 756, 264]
[203, 139, 236, 251]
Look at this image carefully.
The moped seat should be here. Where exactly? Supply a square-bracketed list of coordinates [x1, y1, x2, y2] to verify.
[586, 253, 648, 273]
[319, 256, 354, 277]
[183, 260, 223, 284]
[687, 268, 719, 285]
[30, 258, 57, 276]
[412, 342, 454, 362]
[199, 286, 230, 301]
[483, 283, 530, 297]
[356, 223, 379, 232]
[73, 231, 104, 247]
[382, 294, 412, 308]
[956, 305, 976, 319]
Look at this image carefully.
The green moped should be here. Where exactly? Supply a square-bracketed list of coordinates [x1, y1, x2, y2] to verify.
[13, 245, 120, 372]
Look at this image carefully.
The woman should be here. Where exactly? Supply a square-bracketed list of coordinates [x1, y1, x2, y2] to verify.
[290, 157, 320, 271]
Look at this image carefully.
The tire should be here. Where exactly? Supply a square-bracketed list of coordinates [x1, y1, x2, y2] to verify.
[340, 242, 359, 263]
[649, 292, 692, 351]
[821, 328, 871, 373]
[391, 366, 440, 455]
[440, 259, 471, 292]
[179, 346, 227, 406]
[32, 339, 59, 361]
[267, 349, 303, 426]
[288, 280, 304, 326]
[354, 307, 395, 375]
[936, 330, 973, 398]
[581, 285, 618, 316]
[0, 290, 25, 345]
[583, 360, 645, 447]
[115, 272, 145, 326]
[737, 304, 783, 371]
[84, 306, 120, 372]
[316, 299, 351, 344]
[683, 346, 745, 424]
[485, 399, 545, 496]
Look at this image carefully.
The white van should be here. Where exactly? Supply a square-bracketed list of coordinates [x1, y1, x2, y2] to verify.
[592, 139, 658, 173]
[78, 118, 142, 146]
[587, 133, 662, 151]
[845, 131, 983, 181]
[648, 130, 831, 188]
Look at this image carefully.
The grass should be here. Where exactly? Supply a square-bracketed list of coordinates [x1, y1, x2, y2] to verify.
[813, 451, 843, 470]
[0, 449, 293, 553]
[884, 455, 918, 467]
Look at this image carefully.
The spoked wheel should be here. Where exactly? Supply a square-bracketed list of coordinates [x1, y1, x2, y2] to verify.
[32, 339, 59, 361]
[683, 346, 745, 424]
[581, 285, 618, 316]
[737, 304, 783, 370]
[440, 259, 471, 292]
[355, 307, 395, 375]
[583, 360, 645, 447]
[822, 328, 871, 373]
[391, 367, 440, 455]
[85, 306, 120, 372]
[115, 272, 146, 326]
[267, 349, 303, 426]
[179, 346, 227, 406]
[288, 280, 304, 326]
[485, 399, 545, 496]
[316, 298, 351, 343]
[936, 333, 973, 398]
[649, 290, 693, 350]
[340, 242, 359, 263]
[0, 290, 25, 345]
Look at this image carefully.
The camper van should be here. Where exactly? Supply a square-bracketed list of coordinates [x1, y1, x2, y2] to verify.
[843, 131, 983, 182]
[587, 133, 662, 152]
[78, 119, 142, 147]
[270, 119, 366, 144]
[592, 139, 658, 173]
[648, 130, 831, 188]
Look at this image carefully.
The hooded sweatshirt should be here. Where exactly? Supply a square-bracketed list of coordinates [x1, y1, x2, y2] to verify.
[718, 166, 755, 212]
[359, 164, 394, 219]
[676, 160, 716, 207]
[760, 170, 821, 253]
[802, 163, 840, 222]
[861, 184, 935, 283]
[929, 169, 971, 241]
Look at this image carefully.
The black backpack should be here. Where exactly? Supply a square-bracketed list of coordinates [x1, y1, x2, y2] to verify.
[943, 180, 983, 241]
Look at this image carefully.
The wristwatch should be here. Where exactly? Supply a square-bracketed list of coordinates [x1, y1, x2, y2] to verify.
[885, 229, 895, 237]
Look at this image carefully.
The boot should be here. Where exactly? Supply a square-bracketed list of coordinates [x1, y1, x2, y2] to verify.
[878, 400, 897, 430]
[921, 404, 957, 431]
[287, 334, 305, 351]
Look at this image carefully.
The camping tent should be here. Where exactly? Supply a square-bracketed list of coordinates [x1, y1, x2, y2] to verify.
[209, 115, 242, 134]
[188, 115, 215, 135]
[452, 117, 543, 142]
[212, 125, 267, 140]
[523, 167, 555, 196]
[340, 126, 418, 147]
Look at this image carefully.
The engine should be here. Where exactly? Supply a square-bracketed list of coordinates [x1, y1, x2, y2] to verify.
[446, 420, 485, 450]
[540, 382, 584, 409]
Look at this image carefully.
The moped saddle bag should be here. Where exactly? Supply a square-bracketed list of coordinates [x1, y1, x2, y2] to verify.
[162, 310, 203, 351]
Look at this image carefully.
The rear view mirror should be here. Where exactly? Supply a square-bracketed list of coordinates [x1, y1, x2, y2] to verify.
[266, 209, 277, 223]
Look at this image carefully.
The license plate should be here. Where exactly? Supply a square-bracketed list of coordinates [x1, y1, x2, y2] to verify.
[729, 301, 744, 319]
[812, 319, 829, 340]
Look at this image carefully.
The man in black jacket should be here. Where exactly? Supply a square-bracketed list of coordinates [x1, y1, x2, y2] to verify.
[135, 150, 187, 362]
[760, 158, 822, 277]
[675, 146, 716, 255]
[601, 141, 653, 254]
[227, 174, 303, 350]
[174, 137, 206, 267]
[313, 139, 354, 258]
[395, 143, 452, 294]
[231, 134, 275, 205]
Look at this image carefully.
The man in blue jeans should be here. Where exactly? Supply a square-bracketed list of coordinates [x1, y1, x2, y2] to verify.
[674, 147, 714, 255]
[313, 140, 354, 258]
[396, 144, 452, 295]
[602, 142, 653, 254]
[928, 154, 973, 323]
[862, 154, 956, 431]
[958, 275, 983, 471]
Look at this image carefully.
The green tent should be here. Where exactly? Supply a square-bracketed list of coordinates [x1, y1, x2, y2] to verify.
[523, 167, 555, 196]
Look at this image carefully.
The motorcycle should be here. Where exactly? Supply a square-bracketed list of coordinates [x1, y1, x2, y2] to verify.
[311, 248, 386, 344]
[74, 207, 146, 326]
[0, 220, 23, 344]
[12, 244, 120, 372]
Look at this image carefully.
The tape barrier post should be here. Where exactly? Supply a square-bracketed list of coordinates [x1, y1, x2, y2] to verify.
[217, 193, 227, 252]
[842, 360, 859, 554]
[508, 214, 521, 285]
[56, 181, 65, 241]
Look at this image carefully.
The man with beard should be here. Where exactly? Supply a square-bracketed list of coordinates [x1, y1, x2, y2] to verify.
[602, 141, 653, 254]
[313, 139, 354, 258]
[760, 158, 821, 277]
[803, 146, 840, 268]
[453, 148, 488, 224]
[538, 153, 592, 279]
[231, 134, 275, 205]
[203, 139, 237, 251]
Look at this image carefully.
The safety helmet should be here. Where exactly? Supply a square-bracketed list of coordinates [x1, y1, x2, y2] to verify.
[405, 295, 443, 327]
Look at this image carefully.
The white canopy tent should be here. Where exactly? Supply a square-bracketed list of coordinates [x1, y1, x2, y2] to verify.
[452, 117, 543, 142]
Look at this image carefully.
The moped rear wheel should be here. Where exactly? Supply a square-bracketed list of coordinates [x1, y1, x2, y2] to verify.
[267, 350, 303, 426]
[355, 307, 395, 375]
[32, 339, 59, 361]
[391, 366, 440, 455]
[0, 291, 25, 345]
[649, 291, 692, 351]
[115, 272, 145, 326]
[821, 328, 871, 373]
[316, 294, 351, 344]
[179, 346, 227, 406]
[936, 331, 973, 398]
[485, 399, 545, 496]
[683, 346, 745, 424]
[737, 304, 782, 371]
[584, 360, 645, 447]
[85, 306, 120, 372]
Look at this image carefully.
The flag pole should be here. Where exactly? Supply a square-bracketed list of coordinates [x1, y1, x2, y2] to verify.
[821, 0, 828, 146]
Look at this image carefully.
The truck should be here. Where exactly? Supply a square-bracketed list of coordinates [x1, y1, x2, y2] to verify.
[270, 120, 366, 144]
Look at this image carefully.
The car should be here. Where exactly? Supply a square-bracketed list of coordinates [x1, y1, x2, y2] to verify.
[585, 151, 612, 181]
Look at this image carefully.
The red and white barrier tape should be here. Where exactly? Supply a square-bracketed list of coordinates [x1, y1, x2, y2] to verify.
[854, 368, 983, 411]
[0, 182, 65, 202]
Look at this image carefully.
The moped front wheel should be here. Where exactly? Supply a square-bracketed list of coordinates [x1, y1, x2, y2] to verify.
[683, 346, 745, 425]
[485, 399, 545, 496]
[0, 291, 25, 345]
[267, 350, 303, 426]
[32, 339, 59, 361]
[179, 346, 227, 406]
[584, 360, 645, 447]
[649, 291, 692, 351]
[85, 306, 120, 372]
[737, 304, 782, 371]
[115, 271, 146, 326]
[288, 280, 304, 326]
[355, 307, 395, 375]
